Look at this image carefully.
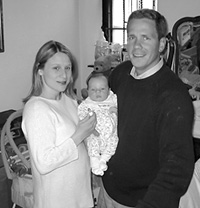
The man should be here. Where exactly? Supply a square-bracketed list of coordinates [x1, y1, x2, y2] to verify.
[97, 9, 195, 208]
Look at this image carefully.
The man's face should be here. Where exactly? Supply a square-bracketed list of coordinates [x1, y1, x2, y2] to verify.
[127, 18, 165, 75]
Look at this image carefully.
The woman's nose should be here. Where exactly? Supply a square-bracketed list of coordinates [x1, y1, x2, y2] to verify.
[61, 68, 67, 78]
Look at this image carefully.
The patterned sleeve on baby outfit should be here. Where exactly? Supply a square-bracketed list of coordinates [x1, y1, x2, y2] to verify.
[78, 101, 89, 120]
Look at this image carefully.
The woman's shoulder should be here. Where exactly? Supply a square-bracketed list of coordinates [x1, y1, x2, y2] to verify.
[23, 96, 51, 114]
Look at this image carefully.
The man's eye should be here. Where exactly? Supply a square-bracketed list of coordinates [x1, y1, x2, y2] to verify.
[143, 36, 150, 40]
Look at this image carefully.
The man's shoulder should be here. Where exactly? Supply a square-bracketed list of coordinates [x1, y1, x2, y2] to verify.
[112, 60, 132, 74]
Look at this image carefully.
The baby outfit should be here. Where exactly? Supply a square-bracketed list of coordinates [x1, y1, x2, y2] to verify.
[78, 91, 118, 176]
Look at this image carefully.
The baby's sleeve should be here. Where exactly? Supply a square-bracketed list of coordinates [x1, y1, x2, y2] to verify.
[78, 102, 89, 120]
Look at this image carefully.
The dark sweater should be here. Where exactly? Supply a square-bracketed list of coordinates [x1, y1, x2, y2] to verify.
[102, 61, 195, 208]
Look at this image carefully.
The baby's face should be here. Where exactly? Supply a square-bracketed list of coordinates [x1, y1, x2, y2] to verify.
[88, 76, 110, 102]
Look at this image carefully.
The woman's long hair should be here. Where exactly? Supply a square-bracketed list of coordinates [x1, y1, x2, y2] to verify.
[23, 40, 78, 104]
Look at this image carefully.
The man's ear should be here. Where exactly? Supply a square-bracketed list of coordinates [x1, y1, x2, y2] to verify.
[159, 37, 166, 53]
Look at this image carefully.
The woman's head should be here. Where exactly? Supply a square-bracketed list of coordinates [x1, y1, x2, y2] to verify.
[23, 40, 77, 103]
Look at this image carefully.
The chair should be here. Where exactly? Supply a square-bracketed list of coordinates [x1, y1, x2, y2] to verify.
[1, 109, 33, 208]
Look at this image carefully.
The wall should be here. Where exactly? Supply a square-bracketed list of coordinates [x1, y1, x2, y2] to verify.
[0, 0, 79, 111]
[158, 0, 200, 32]
[0, 0, 102, 112]
[78, 0, 102, 96]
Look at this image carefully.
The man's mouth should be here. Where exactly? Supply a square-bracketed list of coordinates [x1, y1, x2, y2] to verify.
[133, 53, 145, 57]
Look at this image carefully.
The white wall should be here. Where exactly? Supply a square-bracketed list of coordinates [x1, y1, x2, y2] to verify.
[0, 0, 102, 112]
[0, 0, 199, 112]
[0, 0, 78, 111]
[78, 0, 102, 97]
[158, 0, 200, 32]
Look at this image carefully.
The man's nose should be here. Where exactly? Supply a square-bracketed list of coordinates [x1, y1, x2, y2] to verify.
[134, 38, 142, 48]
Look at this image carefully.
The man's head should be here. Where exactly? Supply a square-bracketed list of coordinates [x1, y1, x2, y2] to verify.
[126, 9, 168, 75]
[127, 9, 168, 41]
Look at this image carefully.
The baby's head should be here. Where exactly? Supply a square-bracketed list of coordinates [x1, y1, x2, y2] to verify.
[86, 72, 110, 102]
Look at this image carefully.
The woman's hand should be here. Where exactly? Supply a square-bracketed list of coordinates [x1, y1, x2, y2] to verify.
[71, 112, 97, 146]
[109, 106, 117, 114]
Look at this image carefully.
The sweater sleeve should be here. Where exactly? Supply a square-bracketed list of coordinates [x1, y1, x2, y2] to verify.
[22, 100, 78, 175]
[137, 90, 195, 208]
[109, 60, 133, 93]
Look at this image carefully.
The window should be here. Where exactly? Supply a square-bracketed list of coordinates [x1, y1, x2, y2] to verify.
[102, 0, 158, 46]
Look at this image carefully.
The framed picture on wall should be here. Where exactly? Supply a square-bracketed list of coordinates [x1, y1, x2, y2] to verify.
[0, 0, 4, 52]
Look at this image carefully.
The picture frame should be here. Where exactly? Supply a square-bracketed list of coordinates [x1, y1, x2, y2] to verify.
[0, 0, 4, 52]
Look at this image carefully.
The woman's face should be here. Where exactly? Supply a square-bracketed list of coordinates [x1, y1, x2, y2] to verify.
[127, 18, 165, 75]
[39, 52, 72, 99]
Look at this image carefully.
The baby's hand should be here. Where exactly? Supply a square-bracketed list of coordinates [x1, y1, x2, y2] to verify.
[93, 129, 100, 136]
[109, 106, 117, 114]
[88, 108, 94, 116]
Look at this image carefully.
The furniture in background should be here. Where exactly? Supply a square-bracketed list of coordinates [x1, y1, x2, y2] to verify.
[0, 109, 16, 208]
[1, 109, 33, 208]
[172, 16, 200, 99]
[167, 16, 200, 161]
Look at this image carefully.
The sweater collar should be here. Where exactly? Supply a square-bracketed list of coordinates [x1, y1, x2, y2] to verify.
[130, 58, 164, 79]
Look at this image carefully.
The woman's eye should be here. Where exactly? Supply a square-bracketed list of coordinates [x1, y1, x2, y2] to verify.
[127, 35, 135, 41]
[65, 66, 71, 71]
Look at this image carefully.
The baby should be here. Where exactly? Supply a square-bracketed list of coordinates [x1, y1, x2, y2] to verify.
[78, 72, 118, 176]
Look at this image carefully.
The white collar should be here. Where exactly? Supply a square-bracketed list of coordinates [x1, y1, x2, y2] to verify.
[130, 58, 164, 79]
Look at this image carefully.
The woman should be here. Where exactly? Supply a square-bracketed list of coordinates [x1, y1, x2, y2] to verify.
[22, 40, 97, 208]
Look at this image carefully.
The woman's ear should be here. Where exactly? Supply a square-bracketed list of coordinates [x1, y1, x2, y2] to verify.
[159, 37, 166, 53]
[38, 69, 43, 76]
